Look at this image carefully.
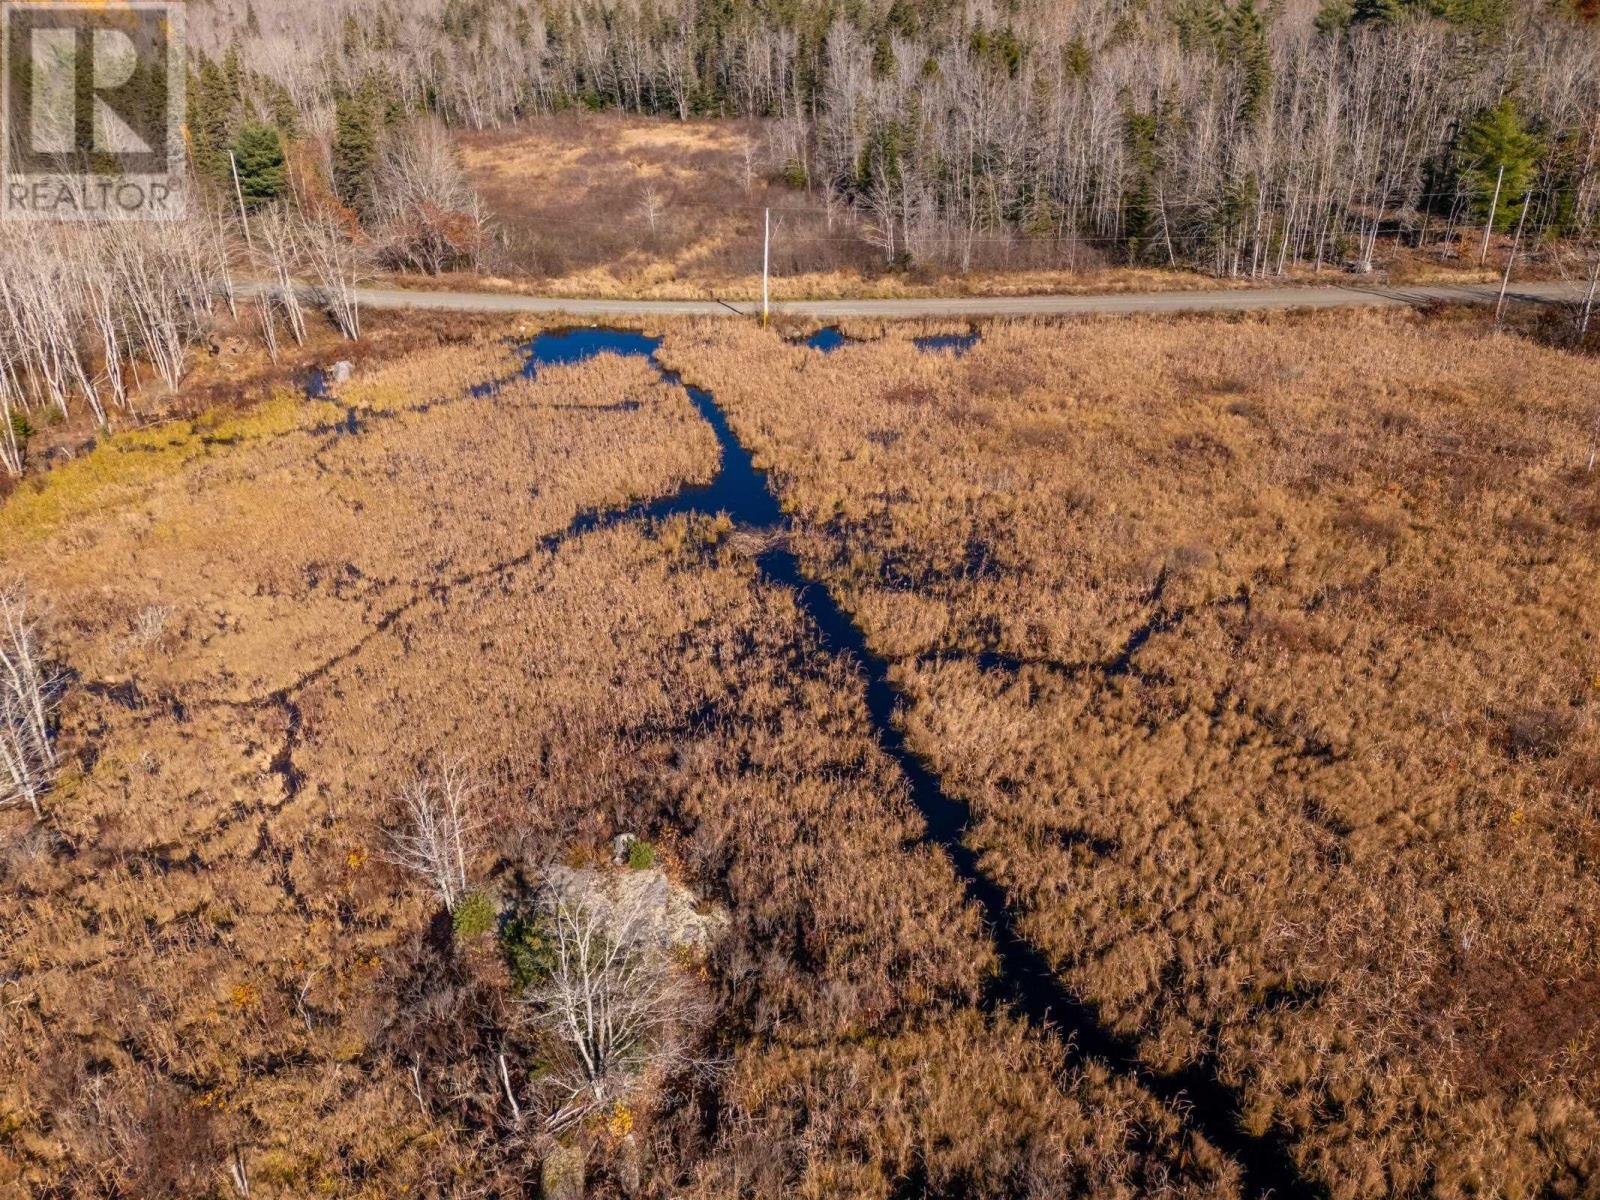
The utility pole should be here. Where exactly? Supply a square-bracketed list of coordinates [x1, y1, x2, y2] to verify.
[761, 207, 771, 327]
[1478, 164, 1504, 267]
[229, 150, 255, 255]
[1495, 190, 1532, 326]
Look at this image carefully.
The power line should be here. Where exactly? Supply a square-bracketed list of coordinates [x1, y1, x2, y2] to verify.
[582, 187, 1541, 218]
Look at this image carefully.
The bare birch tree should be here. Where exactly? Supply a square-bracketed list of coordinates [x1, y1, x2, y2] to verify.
[191, 0, 1600, 283]
[74, 240, 132, 415]
[381, 758, 481, 911]
[105, 222, 213, 393]
[253, 206, 308, 347]
[0, 239, 95, 421]
[0, 365, 25, 477]
[637, 183, 667, 235]
[0, 583, 63, 820]
[296, 202, 368, 340]
[370, 119, 489, 275]
[521, 879, 707, 1131]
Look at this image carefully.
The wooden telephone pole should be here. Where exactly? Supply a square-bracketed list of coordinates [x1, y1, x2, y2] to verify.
[1495, 191, 1532, 326]
[1478, 164, 1504, 267]
[761, 208, 771, 327]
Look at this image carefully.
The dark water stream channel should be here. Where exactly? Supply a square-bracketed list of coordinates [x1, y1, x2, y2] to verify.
[798, 328, 980, 357]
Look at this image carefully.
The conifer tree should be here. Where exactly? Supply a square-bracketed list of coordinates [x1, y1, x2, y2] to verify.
[1124, 110, 1161, 260]
[1353, 0, 1408, 22]
[187, 57, 237, 186]
[232, 122, 286, 208]
[333, 79, 388, 218]
[1315, 0, 1356, 30]
[221, 42, 245, 106]
[334, 94, 378, 216]
[1231, 0, 1272, 126]
[1460, 99, 1541, 232]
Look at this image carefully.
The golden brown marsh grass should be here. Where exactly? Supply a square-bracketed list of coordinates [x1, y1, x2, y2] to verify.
[0, 324, 1229, 1197]
[3, 346, 715, 703]
[659, 309, 1600, 1198]
[9, 306, 1596, 1197]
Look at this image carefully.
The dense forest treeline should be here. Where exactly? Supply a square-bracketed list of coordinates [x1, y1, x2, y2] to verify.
[189, 0, 1600, 275]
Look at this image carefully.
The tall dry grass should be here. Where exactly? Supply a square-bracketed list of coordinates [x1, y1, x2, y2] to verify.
[455, 115, 1264, 302]
[660, 308, 1600, 1198]
[0, 325, 1230, 1197]
[2, 345, 716, 703]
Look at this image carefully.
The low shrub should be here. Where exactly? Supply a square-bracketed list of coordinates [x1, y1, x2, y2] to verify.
[452, 890, 496, 939]
[626, 839, 657, 870]
[500, 909, 559, 988]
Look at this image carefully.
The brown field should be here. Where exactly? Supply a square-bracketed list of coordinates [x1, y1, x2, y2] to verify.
[451, 114, 1521, 302]
[0, 318, 1236, 1197]
[4, 305, 1599, 1198]
[659, 309, 1600, 1198]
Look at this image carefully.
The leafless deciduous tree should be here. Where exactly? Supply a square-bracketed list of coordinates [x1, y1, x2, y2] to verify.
[370, 119, 489, 276]
[381, 758, 481, 911]
[253, 206, 308, 349]
[0, 357, 27, 477]
[296, 201, 368, 340]
[0, 213, 228, 456]
[521, 878, 707, 1132]
[0, 237, 94, 424]
[78, 249, 131, 415]
[105, 221, 216, 393]
[636, 183, 667, 235]
[0, 583, 62, 820]
[192, 0, 1600, 279]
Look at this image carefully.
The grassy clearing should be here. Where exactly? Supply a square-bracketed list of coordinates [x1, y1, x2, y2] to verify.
[451, 113, 1521, 302]
[454, 114, 1239, 301]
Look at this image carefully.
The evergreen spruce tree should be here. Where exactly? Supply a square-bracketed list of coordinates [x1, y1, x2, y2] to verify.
[333, 86, 380, 217]
[886, 0, 919, 38]
[1232, 0, 1272, 126]
[1428, 0, 1511, 29]
[1124, 111, 1162, 261]
[1315, 0, 1356, 30]
[1170, 0, 1225, 51]
[1352, 0, 1408, 23]
[221, 42, 245, 106]
[265, 80, 301, 140]
[1064, 36, 1093, 79]
[188, 57, 237, 186]
[872, 31, 895, 78]
[232, 122, 286, 208]
[1459, 99, 1541, 232]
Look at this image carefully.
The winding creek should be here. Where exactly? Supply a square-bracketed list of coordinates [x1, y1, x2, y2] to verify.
[798, 327, 980, 356]
[509, 327, 1313, 1199]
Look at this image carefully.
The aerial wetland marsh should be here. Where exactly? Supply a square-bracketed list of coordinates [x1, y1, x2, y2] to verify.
[2, 309, 1599, 1198]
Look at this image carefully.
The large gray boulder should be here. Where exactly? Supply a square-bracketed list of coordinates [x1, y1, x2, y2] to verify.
[541, 1143, 585, 1200]
[543, 865, 727, 956]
